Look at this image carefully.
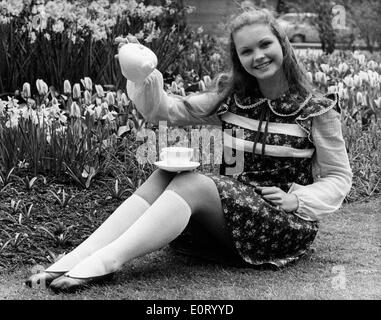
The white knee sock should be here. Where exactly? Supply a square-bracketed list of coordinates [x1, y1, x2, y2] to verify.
[46, 194, 150, 273]
[66, 190, 192, 278]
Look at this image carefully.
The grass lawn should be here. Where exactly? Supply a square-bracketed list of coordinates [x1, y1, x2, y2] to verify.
[0, 196, 380, 300]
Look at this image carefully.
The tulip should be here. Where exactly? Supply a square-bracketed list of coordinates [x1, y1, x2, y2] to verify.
[70, 101, 81, 118]
[356, 92, 364, 105]
[353, 75, 362, 88]
[343, 76, 354, 88]
[369, 75, 377, 88]
[120, 93, 129, 106]
[82, 77, 93, 91]
[314, 71, 327, 85]
[102, 110, 118, 122]
[306, 71, 313, 83]
[203, 75, 212, 87]
[367, 60, 378, 70]
[320, 63, 330, 73]
[36, 79, 48, 95]
[328, 85, 337, 94]
[106, 92, 115, 105]
[22, 82, 31, 98]
[336, 62, 349, 74]
[94, 105, 102, 118]
[171, 81, 178, 93]
[95, 85, 104, 97]
[63, 80, 72, 95]
[73, 83, 81, 99]
[358, 71, 369, 83]
[84, 90, 92, 104]
[338, 87, 347, 100]
[357, 54, 366, 65]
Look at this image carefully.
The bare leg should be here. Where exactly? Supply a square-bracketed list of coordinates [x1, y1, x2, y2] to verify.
[55, 171, 236, 281]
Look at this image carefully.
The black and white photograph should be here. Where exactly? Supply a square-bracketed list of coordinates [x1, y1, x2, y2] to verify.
[0, 0, 380, 306]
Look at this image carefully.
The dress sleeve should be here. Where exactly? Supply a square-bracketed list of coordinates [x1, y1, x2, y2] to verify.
[288, 108, 353, 221]
[126, 69, 222, 127]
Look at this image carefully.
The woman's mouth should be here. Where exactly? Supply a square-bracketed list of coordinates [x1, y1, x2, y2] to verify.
[254, 61, 272, 70]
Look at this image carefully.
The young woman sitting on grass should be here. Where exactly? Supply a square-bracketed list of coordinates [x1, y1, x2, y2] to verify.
[25, 6, 352, 293]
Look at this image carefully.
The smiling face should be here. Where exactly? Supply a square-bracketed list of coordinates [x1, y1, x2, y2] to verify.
[233, 24, 285, 82]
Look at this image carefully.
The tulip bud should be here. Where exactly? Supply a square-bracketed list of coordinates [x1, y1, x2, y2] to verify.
[353, 75, 362, 88]
[343, 76, 354, 88]
[64, 80, 72, 95]
[171, 81, 178, 93]
[337, 87, 346, 100]
[320, 63, 330, 73]
[106, 92, 115, 105]
[22, 82, 31, 98]
[120, 93, 129, 106]
[357, 54, 366, 65]
[306, 72, 313, 83]
[36, 79, 48, 95]
[359, 71, 369, 83]
[328, 86, 337, 94]
[82, 77, 93, 91]
[367, 60, 378, 70]
[73, 83, 81, 99]
[337, 62, 349, 74]
[84, 90, 92, 104]
[70, 101, 81, 117]
[95, 85, 104, 98]
[203, 75, 212, 87]
[315, 71, 325, 84]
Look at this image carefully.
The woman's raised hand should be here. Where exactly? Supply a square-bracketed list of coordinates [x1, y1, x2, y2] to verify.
[114, 36, 158, 83]
[114, 35, 140, 60]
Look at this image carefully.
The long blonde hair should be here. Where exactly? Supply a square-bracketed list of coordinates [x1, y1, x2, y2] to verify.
[189, 7, 319, 117]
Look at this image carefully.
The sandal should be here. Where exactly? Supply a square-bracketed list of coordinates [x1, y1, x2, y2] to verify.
[49, 272, 115, 293]
[25, 271, 65, 288]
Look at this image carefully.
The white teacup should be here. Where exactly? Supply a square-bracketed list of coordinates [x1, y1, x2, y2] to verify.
[118, 43, 158, 83]
[160, 147, 194, 166]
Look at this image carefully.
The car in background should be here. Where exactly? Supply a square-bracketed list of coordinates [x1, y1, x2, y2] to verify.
[277, 12, 354, 44]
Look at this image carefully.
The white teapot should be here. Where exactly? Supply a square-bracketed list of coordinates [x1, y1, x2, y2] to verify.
[118, 43, 158, 83]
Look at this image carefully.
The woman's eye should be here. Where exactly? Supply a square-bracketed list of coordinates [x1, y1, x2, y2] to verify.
[241, 49, 251, 55]
[261, 41, 272, 48]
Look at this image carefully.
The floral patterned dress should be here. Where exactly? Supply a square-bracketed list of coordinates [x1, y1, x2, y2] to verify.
[171, 88, 340, 268]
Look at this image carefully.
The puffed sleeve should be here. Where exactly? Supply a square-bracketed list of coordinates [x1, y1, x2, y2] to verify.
[288, 108, 353, 221]
[126, 69, 222, 127]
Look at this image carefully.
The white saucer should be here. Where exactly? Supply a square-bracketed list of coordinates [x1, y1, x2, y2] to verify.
[154, 161, 200, 172]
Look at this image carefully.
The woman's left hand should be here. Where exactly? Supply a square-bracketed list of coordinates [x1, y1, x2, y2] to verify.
[257, 186, 299, 212]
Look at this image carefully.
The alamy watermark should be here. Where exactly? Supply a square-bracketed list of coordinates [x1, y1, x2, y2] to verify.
[135, 121, 245, 175]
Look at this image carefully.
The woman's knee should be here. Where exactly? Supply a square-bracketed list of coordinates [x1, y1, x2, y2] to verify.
[134, 169, 177, 204]
[166, 172, 220, 213]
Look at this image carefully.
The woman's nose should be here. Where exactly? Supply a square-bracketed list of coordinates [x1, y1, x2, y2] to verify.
[253, 51, 265, 64]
